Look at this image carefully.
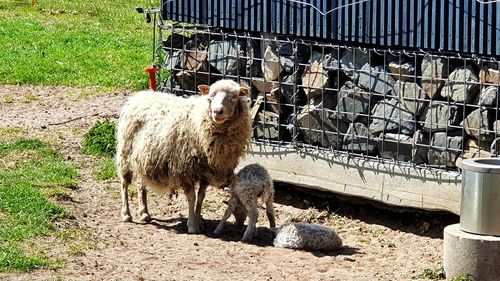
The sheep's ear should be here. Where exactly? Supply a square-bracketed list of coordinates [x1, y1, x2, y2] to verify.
[198, 85, 210, 95]
[239, 86, 250, 97]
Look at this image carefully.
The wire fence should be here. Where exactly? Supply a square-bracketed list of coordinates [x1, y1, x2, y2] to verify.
[155, 22, 500, 172]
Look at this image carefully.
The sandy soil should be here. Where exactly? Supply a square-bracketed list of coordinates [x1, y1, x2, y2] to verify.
[0, 85, 458, 281]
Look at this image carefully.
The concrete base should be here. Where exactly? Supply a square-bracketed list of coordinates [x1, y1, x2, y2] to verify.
[240, 143, 462, 214]
[444, 224, 500, 280]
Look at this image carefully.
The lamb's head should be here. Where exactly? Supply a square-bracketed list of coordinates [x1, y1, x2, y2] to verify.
[198, 79, 250, 125]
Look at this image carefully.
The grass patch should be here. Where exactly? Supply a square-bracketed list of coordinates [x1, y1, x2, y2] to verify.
[94, 158, 116, 181]
[0, 139, 78, 272]
[413, 267, 446, 280]
[82, 120, 116, 157]
[0, 0, 151, 90]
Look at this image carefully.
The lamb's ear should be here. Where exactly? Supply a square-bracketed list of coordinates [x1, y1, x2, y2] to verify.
[198, 85, 210, 95]
[239, 86, 250, 97]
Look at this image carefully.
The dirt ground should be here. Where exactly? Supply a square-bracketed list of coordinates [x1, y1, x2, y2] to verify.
[0, 85, 458, 281]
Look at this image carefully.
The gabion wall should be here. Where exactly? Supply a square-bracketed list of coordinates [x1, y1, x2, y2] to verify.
[157, 24, 500, 172]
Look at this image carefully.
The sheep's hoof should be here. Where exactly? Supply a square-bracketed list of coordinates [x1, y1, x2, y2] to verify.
[121, 214, 133, 223]
[188, 223, 204, 234]
[241, 236, 253, 243]
[138, 213, 151, 224]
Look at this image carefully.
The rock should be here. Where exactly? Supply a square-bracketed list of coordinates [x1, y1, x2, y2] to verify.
[208, 40, 247, 76]
[162, 32, 192, 50]
[301, 61, 330, 100]
[376, 130, 428, 164]
[369, 99, 415, 135]
[253, 111, 281, 140]
[495, 120, 500, 134]
[336, 81, 373, 124]
[479, 68, 500, 85]
[279, 72, 307, 107]
[412, 130, 430, 164]
[388, 60, 415, 82]
[342, 122, 377, 155]
[393, 81, 427, 116]
[427, 132, 463, 168]
[456, 139, 494, 167]
[377, 133, 413, 162]
[441, 65, 480, 103]
[356, 64, 396, 96]
[308, 90, 337, 111]
[340, 49, 371, 78]
[461, 108, 495, 141]
[465, 138, 492, 152]
[280, 56, 295, 74]
[421, 54, 452, 99]
[174, 70, 210, 94]
[421, 102, 463, 132]
[164, 50, 182, 70]
[478, 86, 498, 107]
[177, 39, 220, 92]
[266, 88, 284, 114]
[252, 78, 276, 93]
[261, 46, 282, 81]
[297, 109, 348, 148]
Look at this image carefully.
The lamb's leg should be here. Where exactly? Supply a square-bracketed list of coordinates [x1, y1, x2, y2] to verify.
[137, 182, 151, 223]
[241, 199, 258, 242]
[194, 182, 208, 228]
[265, 198, 276, 228]
[184, 186, 203, 234]
[120, 174, 132, 222]
[214, 197, 237, 235]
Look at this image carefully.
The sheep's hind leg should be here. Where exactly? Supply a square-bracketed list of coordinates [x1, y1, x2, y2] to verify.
[137, 182, 151, 223]
[214, 197, 237, 235]
[265, 198, 276, 228]
[241, 198, 258, 242]
[193, 182, 208, 230]
[184, 186, 203, 234]
[120, 173, 133, 222]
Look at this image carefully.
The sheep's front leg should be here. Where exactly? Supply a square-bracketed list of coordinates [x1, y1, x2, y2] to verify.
[184, 186, 203, 234]
[137, 182, 151, 223]
[120, 175, 132, 222]
[214, 197, 237, 235]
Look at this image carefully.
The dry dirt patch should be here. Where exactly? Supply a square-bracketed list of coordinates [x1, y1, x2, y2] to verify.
[0, 85, 458, 281]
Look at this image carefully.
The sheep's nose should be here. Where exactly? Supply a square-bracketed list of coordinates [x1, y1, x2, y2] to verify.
[213, 107, 224, 116]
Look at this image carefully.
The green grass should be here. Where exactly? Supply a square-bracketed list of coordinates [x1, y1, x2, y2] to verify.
[82, 120, 116, 157]
[94, 158, 116, 181]
[0, 139, 78, 272]
[0, 0, 152, 90]
[413, 267, 446, 280]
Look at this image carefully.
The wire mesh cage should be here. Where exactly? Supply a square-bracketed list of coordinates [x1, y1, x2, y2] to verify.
[150, 14, 500, 173]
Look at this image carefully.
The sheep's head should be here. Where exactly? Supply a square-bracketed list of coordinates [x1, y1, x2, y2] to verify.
[198, 79, 249, 125]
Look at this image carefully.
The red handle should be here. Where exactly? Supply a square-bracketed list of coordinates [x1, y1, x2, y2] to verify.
[144, 66, 158, 91]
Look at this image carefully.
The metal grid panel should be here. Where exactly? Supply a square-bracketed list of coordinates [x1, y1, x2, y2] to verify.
[156, 23, 500, 172]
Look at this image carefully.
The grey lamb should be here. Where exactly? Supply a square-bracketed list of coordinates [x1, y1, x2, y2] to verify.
[215, 163, 276, 241]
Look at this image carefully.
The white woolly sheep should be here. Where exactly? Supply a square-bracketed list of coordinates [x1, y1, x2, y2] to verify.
[273, 223, 343, 251]
[116, 79, 252, 234]
[214, 163, 276, 242]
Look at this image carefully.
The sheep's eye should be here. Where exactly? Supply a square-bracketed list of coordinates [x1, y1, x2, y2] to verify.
[230, 96, 238, 102]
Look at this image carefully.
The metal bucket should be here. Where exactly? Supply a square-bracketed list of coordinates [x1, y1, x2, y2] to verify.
[460, 158, 500, 236]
